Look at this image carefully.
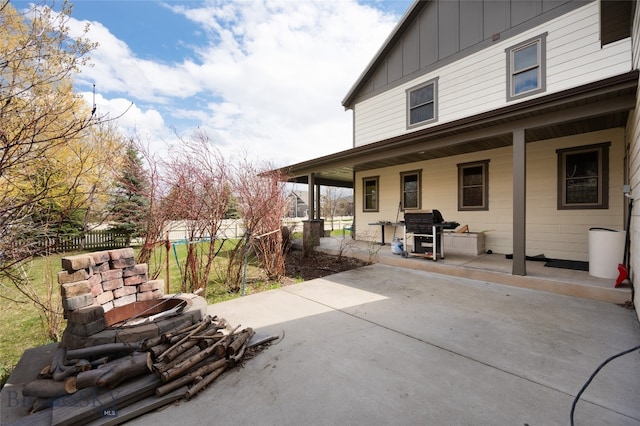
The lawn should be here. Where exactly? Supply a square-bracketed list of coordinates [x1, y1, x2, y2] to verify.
[0, 240, 280, 386]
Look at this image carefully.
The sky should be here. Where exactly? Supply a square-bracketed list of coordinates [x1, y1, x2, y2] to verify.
[17, 0, 414, 167]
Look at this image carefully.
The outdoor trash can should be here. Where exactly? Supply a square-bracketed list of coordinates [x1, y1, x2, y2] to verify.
[588, 228, 625, 279]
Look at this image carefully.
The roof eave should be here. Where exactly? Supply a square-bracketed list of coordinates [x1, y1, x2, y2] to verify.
[287, 70, 639, 178]
[341, 0, 426, 110]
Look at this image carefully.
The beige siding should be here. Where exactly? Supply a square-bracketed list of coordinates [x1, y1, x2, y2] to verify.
[627, 1, 640, 320]
[354, 1, 632, 147]
[355, 129, 626, 261]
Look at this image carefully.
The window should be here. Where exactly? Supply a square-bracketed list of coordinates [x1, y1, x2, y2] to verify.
[506, 34, 546, 101]
[457, 160, 489, 211]
[363, 176, 379, 212]
[557, 143, 609, 210]
[401, 170, 421, 210]
[601, 1, 631, 46]
[407, 78, 438, 127]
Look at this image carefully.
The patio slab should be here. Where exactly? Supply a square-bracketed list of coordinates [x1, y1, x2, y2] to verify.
[312, 237, 633, 304]
[126, 264, 640, 426]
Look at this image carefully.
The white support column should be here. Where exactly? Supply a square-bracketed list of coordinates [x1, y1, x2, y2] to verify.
[308, 173, 315, 219]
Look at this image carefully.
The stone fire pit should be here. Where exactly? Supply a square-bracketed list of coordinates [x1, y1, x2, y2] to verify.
[59, 248, 206, 349]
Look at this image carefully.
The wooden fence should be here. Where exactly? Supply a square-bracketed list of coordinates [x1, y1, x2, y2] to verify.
[39, 231, 129, 253]
[42, 216, 355, 253]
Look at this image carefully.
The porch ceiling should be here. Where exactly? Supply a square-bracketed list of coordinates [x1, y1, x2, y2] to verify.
[282, 71, 638, 188]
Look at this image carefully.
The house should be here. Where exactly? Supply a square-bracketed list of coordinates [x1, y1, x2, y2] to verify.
[286, 190, 309, 218]
[280, 0, 639, 312]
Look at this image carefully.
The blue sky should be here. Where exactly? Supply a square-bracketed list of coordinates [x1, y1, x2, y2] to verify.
[19, 0, 413, 165]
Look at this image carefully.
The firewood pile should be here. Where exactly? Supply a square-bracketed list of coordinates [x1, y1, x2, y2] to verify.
[21, 315, 275, 418]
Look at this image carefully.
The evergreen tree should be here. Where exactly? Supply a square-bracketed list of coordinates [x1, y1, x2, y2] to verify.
[109, 142, 150, 245]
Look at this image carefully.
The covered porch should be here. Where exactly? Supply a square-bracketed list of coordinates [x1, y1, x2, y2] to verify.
[305, 236, 632, 305]
[281, 71, 638, 282]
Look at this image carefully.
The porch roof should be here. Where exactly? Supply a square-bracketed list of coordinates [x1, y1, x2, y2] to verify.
[280, 70, 638, 188]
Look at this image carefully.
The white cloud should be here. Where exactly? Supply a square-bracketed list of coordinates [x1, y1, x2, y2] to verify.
[70, 0, 401, 166]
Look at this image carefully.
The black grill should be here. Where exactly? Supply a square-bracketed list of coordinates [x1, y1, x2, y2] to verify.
[403, 210, 444, 234]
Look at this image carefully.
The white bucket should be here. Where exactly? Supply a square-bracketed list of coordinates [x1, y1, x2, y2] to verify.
[588, 228, 625, 279]
[391, 238, 403, 255]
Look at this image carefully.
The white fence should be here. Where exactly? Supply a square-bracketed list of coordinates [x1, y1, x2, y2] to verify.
[164, 217, 354, 241]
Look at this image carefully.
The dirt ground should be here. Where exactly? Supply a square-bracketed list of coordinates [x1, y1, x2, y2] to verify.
[283, 249, 369, 284]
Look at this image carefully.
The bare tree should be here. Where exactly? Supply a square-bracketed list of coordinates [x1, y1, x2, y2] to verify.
[163, 131, 232, 294]
[131, 137, 169, 279]
[321, 187, 351, 231]
[232, 159, 289, 282]
[0, 1, 126, 340]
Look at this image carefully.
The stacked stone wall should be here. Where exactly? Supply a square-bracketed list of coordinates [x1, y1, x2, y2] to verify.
[59, 248, 164, 346]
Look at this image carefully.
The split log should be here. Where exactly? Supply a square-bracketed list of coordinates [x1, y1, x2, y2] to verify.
[22, 379, 74, 398]
[155, 358, 227, 397]
[185, 365, 227, 400]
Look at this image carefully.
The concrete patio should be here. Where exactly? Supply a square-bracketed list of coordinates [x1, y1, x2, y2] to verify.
[128, 263, 640, 426]
[311, 236, 633, 305]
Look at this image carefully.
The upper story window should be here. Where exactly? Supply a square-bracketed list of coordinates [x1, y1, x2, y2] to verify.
[407, 78, 438, 128]
[557, 143, 609, 210]
[400, 170, 421, 210]
[601, 1, 631, 46]
[457, 160, 489, 211]
[506, 34, 546, 101]
[363, 176, 379, 212]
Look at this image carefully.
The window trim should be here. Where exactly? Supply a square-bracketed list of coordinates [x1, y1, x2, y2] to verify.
[457, 160, 489, 211]
[556, 142, 610, 210]
[506, 33, 547, 101]
[400, 170, 422, 211]
[406, 77, 438, 129]
[362, 176, 379, 212]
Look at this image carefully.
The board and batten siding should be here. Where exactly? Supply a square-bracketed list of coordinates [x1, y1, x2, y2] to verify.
[353, 1, 632, 147]
[355, 128, 625, 261]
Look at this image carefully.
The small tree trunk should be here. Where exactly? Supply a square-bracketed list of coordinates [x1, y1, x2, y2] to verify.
[75, 352, 151, 389]
[22, 379, 74, 398]
[155, 357, 227, 397]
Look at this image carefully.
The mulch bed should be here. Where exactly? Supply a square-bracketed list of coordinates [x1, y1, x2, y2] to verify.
[283, 249, 369, 284]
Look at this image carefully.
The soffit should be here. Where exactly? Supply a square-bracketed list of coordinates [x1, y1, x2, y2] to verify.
[285, 71, 637, 187]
